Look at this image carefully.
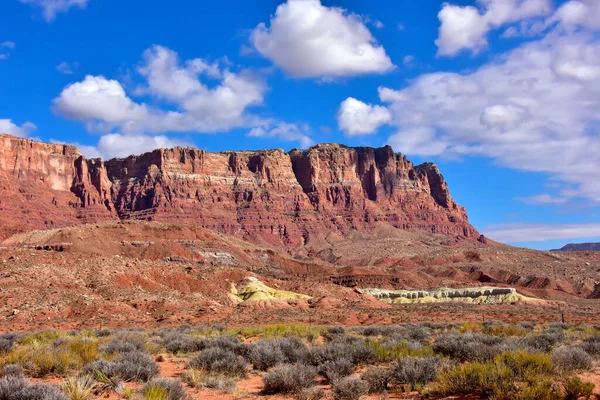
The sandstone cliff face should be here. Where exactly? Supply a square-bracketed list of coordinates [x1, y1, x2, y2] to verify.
[0, 134, 478, 246]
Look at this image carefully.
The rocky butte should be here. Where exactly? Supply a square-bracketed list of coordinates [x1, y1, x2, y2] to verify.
[0, 134, 480, 246]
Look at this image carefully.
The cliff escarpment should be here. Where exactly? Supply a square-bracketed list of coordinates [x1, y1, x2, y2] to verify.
[0, 134, 478, 246]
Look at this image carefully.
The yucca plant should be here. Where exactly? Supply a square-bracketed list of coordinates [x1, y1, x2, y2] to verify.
[62, 374, 96, 400]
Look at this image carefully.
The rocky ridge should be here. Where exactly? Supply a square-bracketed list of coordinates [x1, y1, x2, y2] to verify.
[0, 134, 478, 246]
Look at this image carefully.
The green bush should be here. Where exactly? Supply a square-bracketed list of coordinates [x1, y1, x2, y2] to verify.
[563, 376, 595, 399]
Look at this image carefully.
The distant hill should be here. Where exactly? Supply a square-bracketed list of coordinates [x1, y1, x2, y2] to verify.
[554, 242, 600, 251]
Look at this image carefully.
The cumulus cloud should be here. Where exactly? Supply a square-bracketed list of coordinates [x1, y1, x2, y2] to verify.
[53, 45, 268, 135]
[436, 0, 552, 56]
[551, 0, 600, 30]
[53, 45, 312, 148]
[485, 222, 600, 243]
[52, 75, 152, 132]
[53, 133, 188, 160]
[356, 14, 600, 203]
[251, 0, 394, 78]
[18, 0, 89, 22]
[337, 97, 391, 136]
[0, 119, 37, 137]
[248, 122, 313, 148]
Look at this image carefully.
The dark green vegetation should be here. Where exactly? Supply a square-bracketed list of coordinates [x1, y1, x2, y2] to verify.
[0, 321, 597, 399]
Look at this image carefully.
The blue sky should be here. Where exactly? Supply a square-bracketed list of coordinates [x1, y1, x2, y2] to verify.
[1, 0, 600, 250]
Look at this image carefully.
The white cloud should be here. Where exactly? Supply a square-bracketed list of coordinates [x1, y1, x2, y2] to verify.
[403, 55, 415, 66]
[52, 75, 152, 132]
[248, 122, 313, 148]
[551, 0, 600, 30]
[516, 193, 569, 205]
[337, 97, 391, 136]
[0, 41, 15, 60]
[367, 23, 600, 203]
[250, 0, 394, 78]
[53, 45, 312, 148]
[436, 0, 552, 56]
[485, 222, 600, 243]
[0, 119, 37, 137]
[18, 0, 89, 22]
[54, 133, 187, 160]
[93, 133, 186, 159]
[480, 104, 532, 130]
[53, 45, 269, 134]
[56, 61, 75, 74]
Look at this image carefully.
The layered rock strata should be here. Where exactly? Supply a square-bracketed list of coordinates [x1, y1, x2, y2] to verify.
[0, 134, 478, 246]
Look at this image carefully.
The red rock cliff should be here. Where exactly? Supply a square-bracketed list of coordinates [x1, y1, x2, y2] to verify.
[0, 135, 478, 245]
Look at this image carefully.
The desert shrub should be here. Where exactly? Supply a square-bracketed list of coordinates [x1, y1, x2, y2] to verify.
[310, 337, 374, 366]
[248, 338, 309, 370]
[181, 370, 205, 389]
[432, 360, 514, 397]
[433, 333, 502, 361]
[0, 364, 23, 377]
[361, 367, 391, 393]
[295, 386, 324, 400]
[465, 250, 482, 262]
[517, 322, 536, 331]
[522, 331, 564, 352]
[0, 338, 13, 354]
[563, 376, 595, 399]
[66, 338, 99, 365]
[579, 335, 600, 356]
[61, 375, 96, 400]
[142, 379, 187, 400]
[18, 331, 61, 346]
[82, 359, 117, 379]
[433, 350, 559, 399]
[547, 322, 569, 331]
[369, 339, 434, 361]
[495, 351, 554, 380]
[122, 388, 134, 399]
[389, 356, 439, 390]
[113, 351, 160, 382]
[202, 336, 247, 356]
[187, 347, 248, 377]
[142, 385, 168, 400]
[249, 342, 284, 371]
[162, 334, 204, 354]
[94, 328, 112, 337]
[261, 324, 324, 341]
[100, 334, 145, 354]
[551, 346, 593, 372]
[360, 326, 388, 337]
[0, 376, 67, 400]
[203, 374, 237, 391]
[318, 358, 354, 383]
[262, 364, 317, 394]
[331, 377, 369, 400]
[323, 326, 345, 340]
[401, 324, 434, 341]
[94, 369, 122, 394]
[515, 380, 563, 400]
